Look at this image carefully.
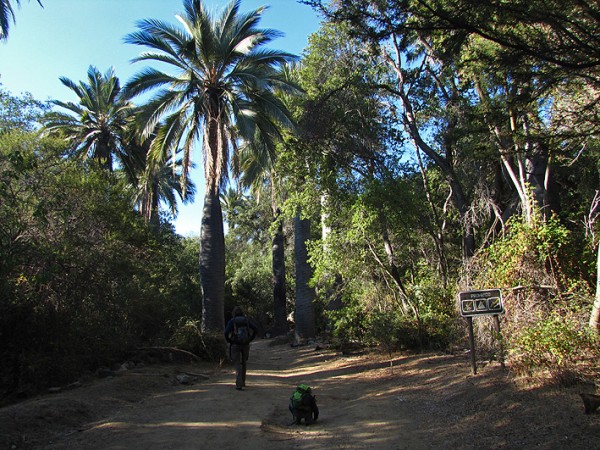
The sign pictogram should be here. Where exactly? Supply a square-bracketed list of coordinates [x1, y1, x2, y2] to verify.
[459, 289, 504, 317]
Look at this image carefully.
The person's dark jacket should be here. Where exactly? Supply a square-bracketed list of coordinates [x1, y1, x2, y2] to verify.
[224, 315, 258, 345]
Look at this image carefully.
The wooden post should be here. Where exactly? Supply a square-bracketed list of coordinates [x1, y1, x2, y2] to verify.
[467, 316, 477, 374]
[493, 315, 505, 368]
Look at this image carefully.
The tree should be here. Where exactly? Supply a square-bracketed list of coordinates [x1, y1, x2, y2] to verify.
[124, 0, 298, 334]
[239, 146, 289, 336]
[0, 83, 48, 132]
[123, 125, 196, 228]
[43, 66, 135, 172]
[0, 0, 41, 41]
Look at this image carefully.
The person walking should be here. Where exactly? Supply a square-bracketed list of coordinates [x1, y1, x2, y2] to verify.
[224, 306, 258, 390]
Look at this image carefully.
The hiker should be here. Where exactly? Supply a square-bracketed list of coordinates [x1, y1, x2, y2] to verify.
[289, 384, 319, 425]
[224, 306, 258, 390]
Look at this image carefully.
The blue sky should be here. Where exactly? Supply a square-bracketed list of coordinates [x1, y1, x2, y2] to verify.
[0, 0, 322, 235]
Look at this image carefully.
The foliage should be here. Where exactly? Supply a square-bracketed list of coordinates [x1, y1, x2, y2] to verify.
[470, 214, 579, 290]
[509, 312, 600, 384]
[0, 84, 49, 132]
[223, 191, 275, 332]
[168, 318, 226, 362]
[466, 213, 597, 381]
[325, 283, 459, 353]
[43, 66, 135, 172]
[0, 132, 201, 399]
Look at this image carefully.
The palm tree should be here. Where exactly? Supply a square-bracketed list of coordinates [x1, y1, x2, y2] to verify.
[220, 186, 245, 231]
[123, 127, 196, 228]
[0, 0, 42, 41]
[43, 66, 134, 172]
[124, 0, 298, 333]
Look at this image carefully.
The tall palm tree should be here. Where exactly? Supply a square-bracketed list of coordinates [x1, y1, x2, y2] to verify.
[0, 0, 42, 41]
[43, 66, 134, 172]
[124, 0, 298, 333]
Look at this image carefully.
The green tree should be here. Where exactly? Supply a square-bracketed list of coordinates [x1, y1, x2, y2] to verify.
[222, 189, 274, 331]
[0, 131, 202, 393]
[43, 66, 135, 172]
[124, 0, 298, 333]
[0, 84, 48, 132]
[122, 126, 196, 228]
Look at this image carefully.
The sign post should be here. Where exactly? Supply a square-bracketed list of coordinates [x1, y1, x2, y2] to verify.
[466, 316, 476, 374]
[459, 289, 504, 374]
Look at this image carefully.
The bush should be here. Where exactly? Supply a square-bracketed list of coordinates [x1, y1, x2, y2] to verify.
[464, 213, 598, 382]
[169, 318, 226, 362]
[326, 293, 457, 354]
[509, 312, 599, 384]
[0, 136, 202, 400]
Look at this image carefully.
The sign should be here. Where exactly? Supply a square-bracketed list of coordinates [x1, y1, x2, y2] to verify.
[459, 289, 504, 317]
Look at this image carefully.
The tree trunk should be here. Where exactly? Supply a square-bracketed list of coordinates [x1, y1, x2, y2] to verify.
[321, 192, 343, 312]
[294, 208, 316, 341]
[149, 178, 160, 229]
[97, 133, 113, 172]
[272, 209, 288, 336]
[590, 242, 600, 331]
[200, 189, 226, 334]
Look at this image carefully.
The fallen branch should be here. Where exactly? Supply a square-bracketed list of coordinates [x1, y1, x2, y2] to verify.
[175, 370, 210, 380]
[135, 347, 201, 363]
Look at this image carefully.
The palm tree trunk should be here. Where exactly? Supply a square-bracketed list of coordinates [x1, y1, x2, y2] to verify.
[97, 133, 113, 172]
[200, 189, 226, 334]
[272, 209, 287, 336]
[149, 178, 160, 229]
[294, 208, 316, 341]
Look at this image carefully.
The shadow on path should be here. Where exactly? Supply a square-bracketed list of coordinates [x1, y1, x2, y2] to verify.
[46, 339, 426, 450]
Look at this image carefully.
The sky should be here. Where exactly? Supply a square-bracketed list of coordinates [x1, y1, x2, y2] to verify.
[0, 0, 322, 235]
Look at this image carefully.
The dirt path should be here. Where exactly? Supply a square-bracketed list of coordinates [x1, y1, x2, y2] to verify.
[42, 340, 426, 449]
[2, 339, 599, 449]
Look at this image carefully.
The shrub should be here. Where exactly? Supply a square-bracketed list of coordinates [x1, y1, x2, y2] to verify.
[463, 213, 597, 382]
[169, 318, 226, 362]
[0, 136, 202, 400]
[509, 312, 599, 384]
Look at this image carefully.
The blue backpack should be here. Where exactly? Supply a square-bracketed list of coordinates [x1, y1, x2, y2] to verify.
[233, 317, 251, 344]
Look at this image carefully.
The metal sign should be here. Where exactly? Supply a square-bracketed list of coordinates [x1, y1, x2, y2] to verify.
[459, 289, 504, 317]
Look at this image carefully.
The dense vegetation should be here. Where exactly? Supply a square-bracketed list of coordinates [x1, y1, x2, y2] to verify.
[0, 108, 202, 399]
[1, 0, 600, 403]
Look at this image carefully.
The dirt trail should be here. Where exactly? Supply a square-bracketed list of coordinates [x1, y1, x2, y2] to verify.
[2, 339, 599, 449]
[42, 340, 425, 449]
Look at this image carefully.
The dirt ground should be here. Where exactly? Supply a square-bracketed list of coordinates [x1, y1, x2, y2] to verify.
[1, 339, 599, 449]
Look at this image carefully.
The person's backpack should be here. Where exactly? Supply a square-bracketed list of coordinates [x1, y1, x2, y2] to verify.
[290, 384, 313, 412]
[233, 317, 251, 344]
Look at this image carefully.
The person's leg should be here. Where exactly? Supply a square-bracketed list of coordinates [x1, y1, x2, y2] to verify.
[289, 404, 300, 424]
[230, 345, 243, 389]
[240, 344, 249, 387]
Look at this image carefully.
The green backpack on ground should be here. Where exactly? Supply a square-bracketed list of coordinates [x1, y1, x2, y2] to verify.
[290, 384, 312, 411]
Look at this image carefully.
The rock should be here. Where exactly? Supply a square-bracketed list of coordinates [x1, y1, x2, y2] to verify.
[96, 367, 115, 378]
[175, 374, 193, 385]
